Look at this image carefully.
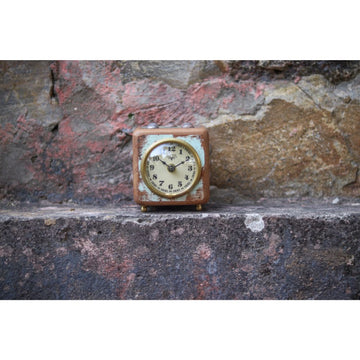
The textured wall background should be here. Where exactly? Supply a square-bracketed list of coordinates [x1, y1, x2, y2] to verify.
[1, 60, 360, 204]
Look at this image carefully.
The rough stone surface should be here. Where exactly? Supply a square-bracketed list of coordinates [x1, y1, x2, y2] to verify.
[1, 61, 360, 204]
[228, 60, 360, 84]
[208, 74, 360, 198]
[115, 60, 223, 89]
[1, 201, 360, 300]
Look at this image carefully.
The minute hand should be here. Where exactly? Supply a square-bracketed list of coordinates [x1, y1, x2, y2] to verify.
[174, 159, 189, 167]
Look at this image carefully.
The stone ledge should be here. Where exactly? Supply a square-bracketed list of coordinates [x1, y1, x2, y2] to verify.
[1, 201, 360, 299]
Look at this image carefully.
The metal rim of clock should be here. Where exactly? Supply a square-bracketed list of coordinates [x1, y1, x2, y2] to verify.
[140, 138, 202, 199]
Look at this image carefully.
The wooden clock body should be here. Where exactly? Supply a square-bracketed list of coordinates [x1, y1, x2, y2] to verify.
[132, 127, 210, 210]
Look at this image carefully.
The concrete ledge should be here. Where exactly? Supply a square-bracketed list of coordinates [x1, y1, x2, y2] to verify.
[1, 202, 360, 299]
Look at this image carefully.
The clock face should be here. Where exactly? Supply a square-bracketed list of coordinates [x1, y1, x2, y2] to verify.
[141, 138, 202, 199]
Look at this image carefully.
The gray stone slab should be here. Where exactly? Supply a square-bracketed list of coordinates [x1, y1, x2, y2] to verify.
[1, 202, 360, 299]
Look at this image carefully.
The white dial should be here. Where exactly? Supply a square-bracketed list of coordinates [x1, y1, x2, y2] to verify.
[141, 139, 201, 198]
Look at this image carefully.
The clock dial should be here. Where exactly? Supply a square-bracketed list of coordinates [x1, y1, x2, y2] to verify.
[141, 139, 201, 198]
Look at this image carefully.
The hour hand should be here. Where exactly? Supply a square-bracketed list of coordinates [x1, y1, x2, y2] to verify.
[159, 158, 169, 166]
[159, 158, 176, 172]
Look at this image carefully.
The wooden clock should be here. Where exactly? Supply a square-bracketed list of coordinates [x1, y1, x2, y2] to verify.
[132, 125, 210, 212]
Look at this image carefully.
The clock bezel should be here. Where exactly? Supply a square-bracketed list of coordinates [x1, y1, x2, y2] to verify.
[140, 138, 202, 199]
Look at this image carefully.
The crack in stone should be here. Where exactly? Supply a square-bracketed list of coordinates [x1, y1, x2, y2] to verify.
[343, 168, 359, 189]
[49, 63, 59, 105]
[294, 83, 325, 111]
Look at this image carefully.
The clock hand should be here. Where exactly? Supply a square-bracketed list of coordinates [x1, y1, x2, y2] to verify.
[158, 158, 176, 172]
[159, 158, 169, 167]
[174, 160, 185, 168]
[175, 157, 191, 167]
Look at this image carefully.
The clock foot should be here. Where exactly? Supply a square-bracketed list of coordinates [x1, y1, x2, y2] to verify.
[196, 204, 202, 211]
[140, 205, 147, 212]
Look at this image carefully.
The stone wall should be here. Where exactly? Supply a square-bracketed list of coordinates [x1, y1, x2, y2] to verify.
[1, 61, 360, 204]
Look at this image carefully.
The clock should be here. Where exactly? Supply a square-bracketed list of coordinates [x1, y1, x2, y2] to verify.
[132, 126, 210, 211]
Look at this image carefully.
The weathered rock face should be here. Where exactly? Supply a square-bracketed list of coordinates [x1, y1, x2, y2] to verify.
[228, 60, 360, 84]
[1, 61, 360, 203]
[209, 74, 360, 198]
[0, 61, 226, 203]
[0, 61, 63, 200]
